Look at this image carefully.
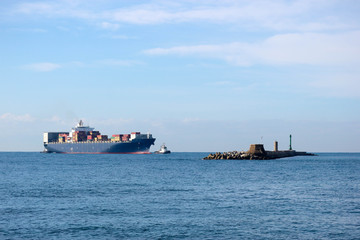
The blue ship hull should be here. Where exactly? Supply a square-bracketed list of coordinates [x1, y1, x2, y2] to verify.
[44, 138, 155, 154]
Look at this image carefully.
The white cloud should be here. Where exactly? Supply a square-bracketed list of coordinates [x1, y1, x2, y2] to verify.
[144, 31, 360, 67]
[258, 31, 360, 66]
[44, 115, 70, 125]
[21, 60, 141, 71]
[99, 22, 120, 30]
[0, 113, 35, 122]
[11, 0, 358, 31]
[15, 2, 55, 15]
[108, 8, 173, 25]
[22, 62, 61, 72]
[14, 2, 94, 20]
[94, 1, 356, 31]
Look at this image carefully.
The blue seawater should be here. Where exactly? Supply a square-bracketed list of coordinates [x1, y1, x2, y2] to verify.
[0, 152, 359, 239]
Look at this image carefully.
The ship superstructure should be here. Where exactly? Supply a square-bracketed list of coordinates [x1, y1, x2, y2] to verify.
[43, 120, 155, 154]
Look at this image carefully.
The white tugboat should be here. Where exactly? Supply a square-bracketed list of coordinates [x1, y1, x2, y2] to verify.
[154, 143, 171, 154]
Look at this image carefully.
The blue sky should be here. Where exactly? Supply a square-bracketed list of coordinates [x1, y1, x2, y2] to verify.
[0, 0, 359, 152]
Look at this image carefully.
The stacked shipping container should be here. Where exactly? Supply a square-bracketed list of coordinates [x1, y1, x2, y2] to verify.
[73, 131, 87, 142]
[56, 131, 138, 143]
[58, 133, 69, 143]
[122, 134, 130, 141]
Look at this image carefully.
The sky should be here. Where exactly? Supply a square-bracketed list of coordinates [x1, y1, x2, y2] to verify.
[0, 0, 359, 152]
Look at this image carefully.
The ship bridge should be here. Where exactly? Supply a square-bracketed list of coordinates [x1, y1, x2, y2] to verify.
[69, 120, 95, 138]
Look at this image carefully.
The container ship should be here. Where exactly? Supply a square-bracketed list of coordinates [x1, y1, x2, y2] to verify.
[43, 120, 155, 154]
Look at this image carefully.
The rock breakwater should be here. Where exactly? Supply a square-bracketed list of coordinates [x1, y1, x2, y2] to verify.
[203, 144, 315, 160]
[203, 151, 271, 160]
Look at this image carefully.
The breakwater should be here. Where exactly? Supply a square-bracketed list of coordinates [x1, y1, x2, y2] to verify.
[203, 144, 315, 160]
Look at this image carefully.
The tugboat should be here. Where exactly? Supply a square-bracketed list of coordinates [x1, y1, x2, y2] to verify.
[154, 143, 171, 154]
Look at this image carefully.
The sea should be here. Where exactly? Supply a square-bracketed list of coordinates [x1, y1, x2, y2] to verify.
[0, 152, 359, 240]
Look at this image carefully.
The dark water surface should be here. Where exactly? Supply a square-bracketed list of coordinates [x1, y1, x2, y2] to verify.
[1, 152, 359, 239]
